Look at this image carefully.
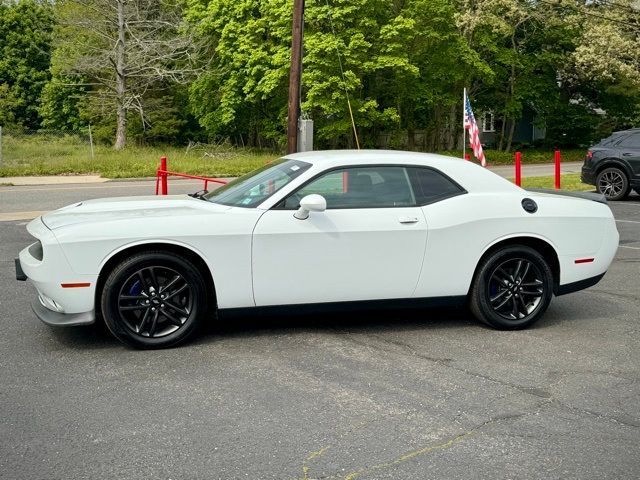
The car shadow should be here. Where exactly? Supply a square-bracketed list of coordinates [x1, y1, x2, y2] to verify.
[204, 306, 474, 338]
[47, 320, 121, 349]
[46, 289, 625, 350]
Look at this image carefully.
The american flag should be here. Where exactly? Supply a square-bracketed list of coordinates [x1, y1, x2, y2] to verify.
[464, 91, 486, 167]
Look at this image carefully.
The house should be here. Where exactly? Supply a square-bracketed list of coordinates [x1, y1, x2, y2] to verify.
[479, 108, 546, 147]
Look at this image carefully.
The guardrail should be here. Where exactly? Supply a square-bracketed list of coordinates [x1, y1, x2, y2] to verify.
[155, 156, 228, 195]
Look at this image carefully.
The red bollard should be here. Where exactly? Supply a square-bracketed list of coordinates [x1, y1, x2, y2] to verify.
[160, 156, 168, 195]
[554, 150, 561, 190]
[515, 151, 522, 187]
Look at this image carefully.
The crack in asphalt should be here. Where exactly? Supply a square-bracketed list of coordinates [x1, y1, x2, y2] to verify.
[300, 404, 548, 480]
[296, 331, 639, 479]
[350, 333, 640, 428]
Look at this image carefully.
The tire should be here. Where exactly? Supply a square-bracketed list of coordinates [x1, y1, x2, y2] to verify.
[101, 251, 209, 349]
[470, 246, 554, 330]
[596, 167, 630, 201]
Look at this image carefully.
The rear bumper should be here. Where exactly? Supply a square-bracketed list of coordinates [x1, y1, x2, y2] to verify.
[556, 272, 605, 296]
[32, 298, 95, 326]
[581, 165, 596, 185]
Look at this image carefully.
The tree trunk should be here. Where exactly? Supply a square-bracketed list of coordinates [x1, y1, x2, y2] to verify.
[498, 115, 506, 151]
[447, 103, 456, 150]
[114, 0, 126, 150]
[505, 118, 516, 153]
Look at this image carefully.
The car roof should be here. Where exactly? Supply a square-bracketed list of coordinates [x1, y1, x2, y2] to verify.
[283, 149, 521, 194]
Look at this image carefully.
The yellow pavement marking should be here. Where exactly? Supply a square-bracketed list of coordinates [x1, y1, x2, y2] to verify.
[0, 181, 202, 192]
[0, 211, 49, 222]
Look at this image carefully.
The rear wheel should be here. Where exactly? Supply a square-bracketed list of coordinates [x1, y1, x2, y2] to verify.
[101, 251, 208, 348]
[596, 167, 630, 201]
[470, 246, 553, 330]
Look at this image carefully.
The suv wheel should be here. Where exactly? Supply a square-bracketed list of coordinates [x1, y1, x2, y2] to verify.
[596, 167, 630, 201]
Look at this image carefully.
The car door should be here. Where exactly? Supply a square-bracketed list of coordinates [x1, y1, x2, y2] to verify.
[251, 165, 428, 306]
[615, 132, 640, 178]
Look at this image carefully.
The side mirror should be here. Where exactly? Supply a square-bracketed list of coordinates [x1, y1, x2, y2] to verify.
[294, 194, 327, 220]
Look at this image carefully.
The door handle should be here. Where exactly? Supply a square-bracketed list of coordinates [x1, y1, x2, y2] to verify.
[622, 152, 633, 156]
[399, 216, 419, 224]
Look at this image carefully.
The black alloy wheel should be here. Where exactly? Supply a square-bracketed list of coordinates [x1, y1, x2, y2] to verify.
[101, 251, 209, 348]
[470, 245, 553, 329]
[596, 167, 630, 201]
[117, 266, 192, 338]
[487, 258, 544, 321]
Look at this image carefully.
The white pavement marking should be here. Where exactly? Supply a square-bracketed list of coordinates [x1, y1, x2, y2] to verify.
[619, 245, 640, 250]
[615, 219, 640, 224]
[0, 211, 49, 222]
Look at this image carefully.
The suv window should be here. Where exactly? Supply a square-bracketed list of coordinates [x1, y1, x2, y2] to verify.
[283, 166, 415, 209]
[617, 133, 640, 148]
[406, 167, 464, 205]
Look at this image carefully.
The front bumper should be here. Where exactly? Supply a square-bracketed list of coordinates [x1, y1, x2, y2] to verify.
[15, 258, 27, 281]
[32, 298, 95, 326]
[17, 217, 98, 322]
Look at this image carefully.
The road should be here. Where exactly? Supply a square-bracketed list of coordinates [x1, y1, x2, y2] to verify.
[0, 179, 204, 220]
[0, 182, 638, 479]
[0, 161, 584, 221]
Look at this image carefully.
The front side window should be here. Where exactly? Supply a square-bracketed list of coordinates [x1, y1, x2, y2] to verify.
[282, 166, 415, 209]
[204, 158, 311, 208]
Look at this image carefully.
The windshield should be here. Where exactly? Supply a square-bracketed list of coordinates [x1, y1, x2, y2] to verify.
[204, 158, 312, 208]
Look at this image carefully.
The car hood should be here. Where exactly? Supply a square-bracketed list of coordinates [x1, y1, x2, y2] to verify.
[41, 195, 232, 230]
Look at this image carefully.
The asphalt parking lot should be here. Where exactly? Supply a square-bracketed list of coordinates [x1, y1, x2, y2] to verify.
[0, 183, 639, 479]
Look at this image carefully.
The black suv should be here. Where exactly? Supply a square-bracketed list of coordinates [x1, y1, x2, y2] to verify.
[581, 128, 640, 200]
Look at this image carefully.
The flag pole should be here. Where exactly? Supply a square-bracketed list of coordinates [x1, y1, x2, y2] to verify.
[462, 88, 466, 160]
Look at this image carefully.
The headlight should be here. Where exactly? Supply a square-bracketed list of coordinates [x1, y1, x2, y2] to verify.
[28, 241, 43, 261]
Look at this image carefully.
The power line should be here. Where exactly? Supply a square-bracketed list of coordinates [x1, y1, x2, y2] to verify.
[323, 0, 360, 149]
[592, 0, 640, 14]
[539, 0, 640, 31]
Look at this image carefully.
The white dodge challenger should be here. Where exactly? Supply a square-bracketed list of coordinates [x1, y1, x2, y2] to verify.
[16, 150, 619, 348]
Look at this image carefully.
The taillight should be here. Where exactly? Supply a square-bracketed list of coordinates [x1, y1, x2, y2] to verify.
[586, 150, 593, 160]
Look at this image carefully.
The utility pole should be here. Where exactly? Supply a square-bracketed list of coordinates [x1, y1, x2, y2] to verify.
[286, 0, 305, 154]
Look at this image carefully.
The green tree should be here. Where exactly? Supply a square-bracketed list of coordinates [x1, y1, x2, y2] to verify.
[187, 0, 488, 149]
[0, 0, 54, 128]
[39, 76, 87, 131]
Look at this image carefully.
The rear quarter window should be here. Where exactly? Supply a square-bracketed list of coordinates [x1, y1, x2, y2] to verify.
[407, 167, 465, 205]
[616, 133, 640, 148]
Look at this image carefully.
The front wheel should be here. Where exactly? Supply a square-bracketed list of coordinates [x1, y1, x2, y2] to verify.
[101, 251, 209, 349]
[469, 246, 554, 330]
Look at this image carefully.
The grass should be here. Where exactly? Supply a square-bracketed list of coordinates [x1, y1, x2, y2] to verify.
[0, 134, 278, 179]
[0, 133, 587, 179]
[517, 173, 594, 191]
[442, 149, 586, 165]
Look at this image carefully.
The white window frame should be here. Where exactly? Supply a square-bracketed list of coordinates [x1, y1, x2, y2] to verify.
[482, 112, 495, 133]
